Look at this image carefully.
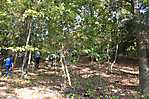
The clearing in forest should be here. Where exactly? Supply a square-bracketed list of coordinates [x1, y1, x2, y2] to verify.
[0, 58, 139, 98]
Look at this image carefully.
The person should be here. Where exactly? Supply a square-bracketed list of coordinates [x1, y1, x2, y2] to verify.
[5, 55, 14, 77]
[34, 51, 41, 69]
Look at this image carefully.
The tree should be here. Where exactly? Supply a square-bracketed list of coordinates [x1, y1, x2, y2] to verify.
[127, 0, 149, 95]
[2, 0, 149, 95]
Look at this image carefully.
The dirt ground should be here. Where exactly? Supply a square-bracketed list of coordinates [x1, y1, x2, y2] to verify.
[0, 57, 139, 99]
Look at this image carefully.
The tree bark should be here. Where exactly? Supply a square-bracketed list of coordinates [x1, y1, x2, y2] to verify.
[107, 43, 110, 63]
[60, 44, 72, 86]
[110, 43, 118, 72]
[138, 32, 149, 94]
[21, 18, 32, 77]
[130, 0, 149, 94]
[27, 50, 32, 66]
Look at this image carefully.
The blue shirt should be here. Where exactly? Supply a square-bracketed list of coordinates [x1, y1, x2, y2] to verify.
[5, 57, 13, 67]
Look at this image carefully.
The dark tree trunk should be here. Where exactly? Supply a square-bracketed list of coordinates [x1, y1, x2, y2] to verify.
[130, 0, 149, 95]
[138, 31, 149, 94]
[124, 0, 149, 95]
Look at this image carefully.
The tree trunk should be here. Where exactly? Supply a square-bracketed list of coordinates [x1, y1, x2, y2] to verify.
[27, 50, 32, 66]
[60, 54, 72, 86]
[21, 19, 32, 78]
[110, 43, 118, 72]
[107, 43, 110, 63]
[21, 52, 28, 77]
[60, 45, 72, 87]
[14, 52, 18, 65]
[63, 56, 72, 86]
[138, 30, 149, 94]
[130, 0, 149, 95]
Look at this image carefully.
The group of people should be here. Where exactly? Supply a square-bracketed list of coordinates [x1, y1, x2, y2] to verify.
[0, 51, 41, 77]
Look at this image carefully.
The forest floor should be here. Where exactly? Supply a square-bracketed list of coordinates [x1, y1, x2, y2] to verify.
[0, 57, 139, 99]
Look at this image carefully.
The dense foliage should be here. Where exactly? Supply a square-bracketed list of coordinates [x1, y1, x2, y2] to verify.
[0, 0, 139, 60]
[1, 0, 149, 95]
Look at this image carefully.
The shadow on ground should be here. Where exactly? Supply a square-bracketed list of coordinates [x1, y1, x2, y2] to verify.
[0, 58, 140, 98]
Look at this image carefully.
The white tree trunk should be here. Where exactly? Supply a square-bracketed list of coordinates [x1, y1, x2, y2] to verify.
[60, 45, 72, 86]
[27, 51, 32, 65]
[21, 19, 32, 77]
[110, 44, 118, 72]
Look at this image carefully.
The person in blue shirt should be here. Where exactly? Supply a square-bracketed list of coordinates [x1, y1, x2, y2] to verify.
[5, 55, 14, 77]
